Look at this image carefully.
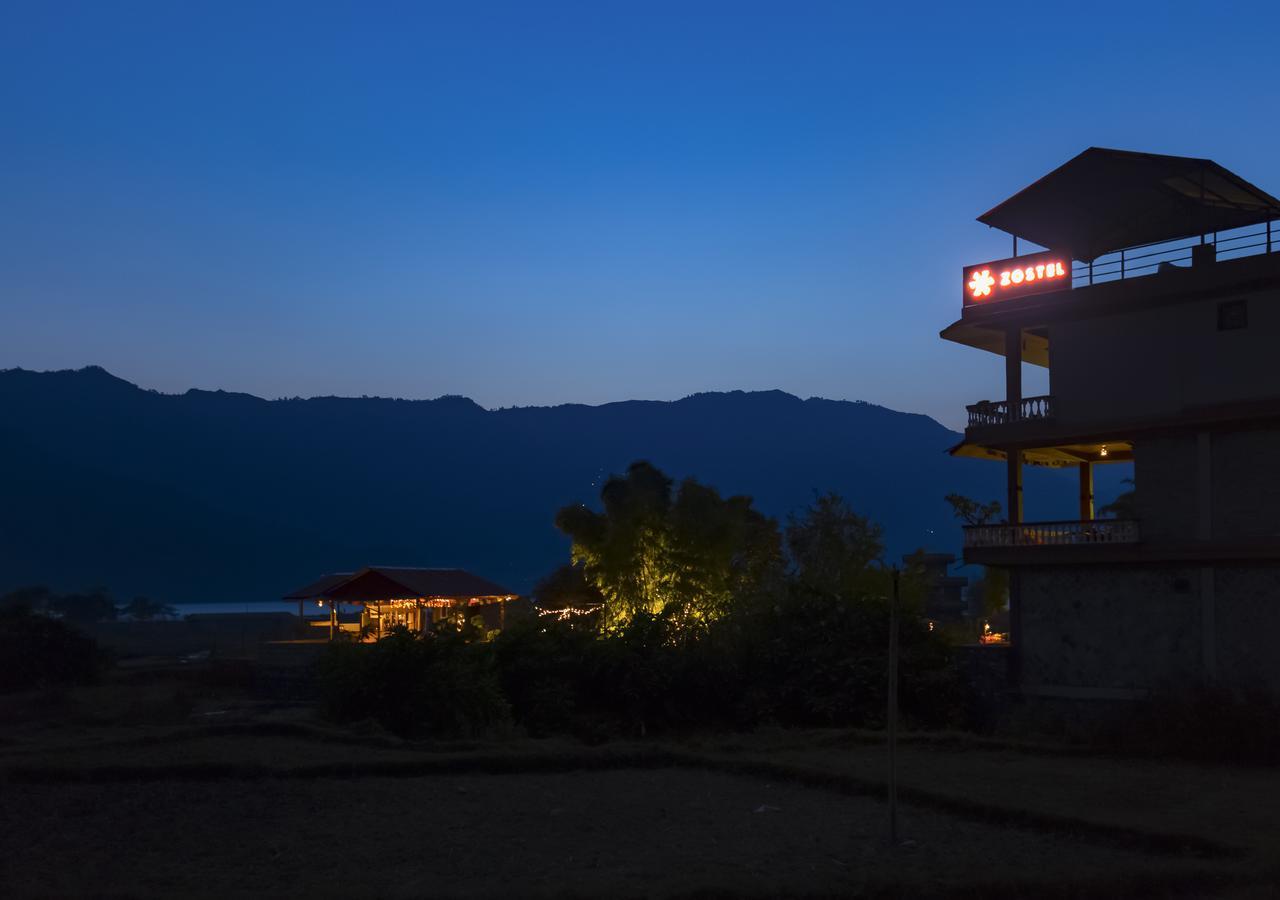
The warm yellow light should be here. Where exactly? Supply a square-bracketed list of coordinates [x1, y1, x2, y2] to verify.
[1100, 445, 1109, 457]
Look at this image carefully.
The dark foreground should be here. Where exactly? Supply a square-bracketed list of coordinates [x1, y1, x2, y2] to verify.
[2, 670, 1278, 898]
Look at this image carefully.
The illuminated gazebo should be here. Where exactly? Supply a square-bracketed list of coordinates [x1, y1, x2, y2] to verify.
[283, 566, 517, 639]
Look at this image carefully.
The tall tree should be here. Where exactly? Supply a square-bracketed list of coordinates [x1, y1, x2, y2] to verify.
[51, 588, 116, 624]
[943, 493, 1003, 526]
[555, 461, 782, 629]
[121, 596, 177, 621]
[786, 492, 885, 600]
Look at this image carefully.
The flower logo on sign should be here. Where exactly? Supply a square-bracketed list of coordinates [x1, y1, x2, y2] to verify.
[967, 268, 995, 299]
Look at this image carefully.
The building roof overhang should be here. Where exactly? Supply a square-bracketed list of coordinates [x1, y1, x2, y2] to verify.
[939, 320, 1050, 366]
[282, 567, 515, 603]
[949, 440, 1133, 467]
[282, 572, 353, 600]
[979, 148, 1280, 262]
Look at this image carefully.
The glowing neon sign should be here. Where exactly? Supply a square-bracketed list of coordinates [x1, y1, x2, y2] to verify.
[963, 250, 1071, 306]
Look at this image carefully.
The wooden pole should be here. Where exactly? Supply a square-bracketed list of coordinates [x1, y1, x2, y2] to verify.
[887, 566, 900, 846]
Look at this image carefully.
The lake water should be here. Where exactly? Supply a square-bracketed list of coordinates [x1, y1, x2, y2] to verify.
[172, 601, 357, 618]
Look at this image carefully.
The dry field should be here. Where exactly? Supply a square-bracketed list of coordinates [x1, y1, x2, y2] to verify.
[1, 670, 1276, 898]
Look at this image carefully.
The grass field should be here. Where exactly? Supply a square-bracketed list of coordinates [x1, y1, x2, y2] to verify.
[1, 669, 1277, 898]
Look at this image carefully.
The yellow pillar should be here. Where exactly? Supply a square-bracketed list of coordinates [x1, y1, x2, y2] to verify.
[1078, 462, 1094, 521]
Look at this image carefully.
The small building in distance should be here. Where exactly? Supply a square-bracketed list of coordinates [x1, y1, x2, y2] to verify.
[284, 566, 517, 639]
[943, 148, 1280, 700]
[908, 552, 969, 623]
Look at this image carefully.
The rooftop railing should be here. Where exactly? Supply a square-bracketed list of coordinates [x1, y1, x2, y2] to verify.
[963, 519, 1140, 549]
[1070, 219, 1279, 287]
[966, 395, 1054, 428]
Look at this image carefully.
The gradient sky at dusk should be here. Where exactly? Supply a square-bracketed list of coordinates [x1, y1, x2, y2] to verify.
[4, 1, 1279, 429]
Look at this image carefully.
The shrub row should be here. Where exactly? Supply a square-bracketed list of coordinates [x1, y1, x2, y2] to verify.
[0, 607, 107, 693]
[317, 586, 970, 740]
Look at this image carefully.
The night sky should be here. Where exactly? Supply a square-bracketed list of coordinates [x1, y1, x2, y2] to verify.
[4, 1, 1279, 429]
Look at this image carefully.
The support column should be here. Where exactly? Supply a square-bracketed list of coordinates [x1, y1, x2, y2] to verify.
[1078, 462, 1094, 521]
[1003, 327, 1024, 524]
[1006, 449, 1023, 524]
[1004, 327, 1022, 420]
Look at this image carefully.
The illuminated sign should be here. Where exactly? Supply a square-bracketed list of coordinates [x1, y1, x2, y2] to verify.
[963, 250, 1071, 307]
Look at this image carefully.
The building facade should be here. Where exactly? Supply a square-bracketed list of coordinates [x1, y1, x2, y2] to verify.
[944, 148, 1280, 700]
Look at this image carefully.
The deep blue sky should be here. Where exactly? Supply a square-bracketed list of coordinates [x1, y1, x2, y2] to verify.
[4, 1, 1279, 429]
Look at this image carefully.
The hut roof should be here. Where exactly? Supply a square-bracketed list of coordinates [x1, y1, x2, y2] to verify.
[282, 567, 514, 603]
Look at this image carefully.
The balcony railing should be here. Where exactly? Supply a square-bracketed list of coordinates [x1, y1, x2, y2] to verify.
[1069, 219, 1280, 287]
[963, 519, 1140, 549]
[966, 395, 1054, 428]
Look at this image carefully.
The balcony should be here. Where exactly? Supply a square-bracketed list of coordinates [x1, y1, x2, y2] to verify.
[966, 395, 1054, 428]
[963, 519, 1140, 549]
[1069, 219, 1280, 287]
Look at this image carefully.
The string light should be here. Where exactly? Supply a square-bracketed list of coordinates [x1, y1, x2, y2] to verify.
[536, 605, 603, 619]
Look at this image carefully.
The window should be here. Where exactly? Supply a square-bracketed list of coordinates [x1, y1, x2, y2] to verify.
[1218, 299, 1248, 331]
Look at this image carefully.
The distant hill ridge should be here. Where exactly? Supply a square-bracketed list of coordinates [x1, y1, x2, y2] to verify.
[0, 366, 1111, 602]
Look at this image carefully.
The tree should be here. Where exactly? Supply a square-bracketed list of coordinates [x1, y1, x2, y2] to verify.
[0, 605, 107, 693]
[0, 585, 54, 615]
[51, 588, 116, 624]
[944, 493, 1002, 526]
[1100, 478, 1137, 519]
[532, 564, 606, 624]
[785, 492, 885, 600]
[945, 493, 1007, 621]
[555, 461, 782, 630]
[121, 596, 177, 621]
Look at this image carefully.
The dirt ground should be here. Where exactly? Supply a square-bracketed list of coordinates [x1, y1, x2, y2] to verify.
[1, 769, 1212, 899]
[0, 671, 1275, 898]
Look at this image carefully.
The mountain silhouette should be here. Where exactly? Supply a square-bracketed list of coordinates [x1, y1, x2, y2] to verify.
[0, 366, 1123, 602]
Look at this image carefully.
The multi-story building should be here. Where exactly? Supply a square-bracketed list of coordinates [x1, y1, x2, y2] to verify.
[944, 148, 1280, 700]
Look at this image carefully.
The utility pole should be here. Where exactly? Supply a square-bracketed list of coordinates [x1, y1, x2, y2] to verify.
[887, 565, 900, 846]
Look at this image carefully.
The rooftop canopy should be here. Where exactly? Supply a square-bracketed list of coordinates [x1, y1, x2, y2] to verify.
[282, 567, 514, 602]
[282, 572, 352, 600]
[979, 148, 1280, 263]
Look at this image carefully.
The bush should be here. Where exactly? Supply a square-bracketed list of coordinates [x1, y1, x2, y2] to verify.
[723, 585, 964, 730]
[317, 591, 967, 740]
[317, 625, 509, 738]
[489, 591, 963, 739]
[0, 607, 107, 693]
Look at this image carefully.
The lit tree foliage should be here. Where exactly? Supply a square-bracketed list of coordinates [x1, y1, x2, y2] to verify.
[554, 461, 782, 630]
[532, 563, 606, 624]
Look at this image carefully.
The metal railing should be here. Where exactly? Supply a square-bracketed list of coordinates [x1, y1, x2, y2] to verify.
[1070, 219, 1279, 287]
[966, 395, 1054, 428]
[963, 519, 1140, 548]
